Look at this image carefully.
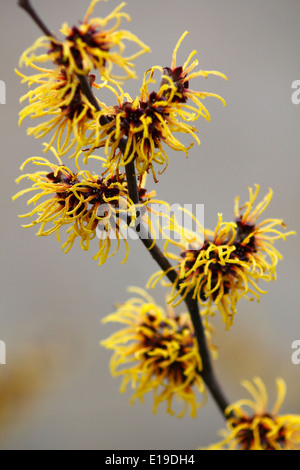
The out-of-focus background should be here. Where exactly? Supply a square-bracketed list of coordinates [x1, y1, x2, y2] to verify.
[0, 0, 299, 450]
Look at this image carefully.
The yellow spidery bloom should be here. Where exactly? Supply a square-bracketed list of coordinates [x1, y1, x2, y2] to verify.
[233, 184, 295, 279]
[13, 151, 134, 265]
[101, 288, 217, 418]
[13, 150, 169, 265]
[56, 0, 150, 81]
[14, 154, 86, 235]
[159, 31, 227, 120]
[16, 0, 149, 156]
[62, 166, 170, 264]
[18, 0, 149, 83]
[85, 76, 199, 182]
[207, 377, 300, 450]
[84, 32, 226, 181]
[17, 65, 105, 157]
[149, 186, 295, 329]
[150, 212, 257, 329]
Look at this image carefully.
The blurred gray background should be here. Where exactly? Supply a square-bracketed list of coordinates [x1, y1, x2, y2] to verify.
[0, 0, 299, 450]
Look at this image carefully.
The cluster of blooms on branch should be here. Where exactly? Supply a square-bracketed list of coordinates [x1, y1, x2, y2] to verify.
[13, 149, 165, 265]
[14, 0, 299, 450]
[102, 288, 217, 418]
[15, 0, 228, 263]
[207, 377, 300, 450]
[150, 185, 295, 329]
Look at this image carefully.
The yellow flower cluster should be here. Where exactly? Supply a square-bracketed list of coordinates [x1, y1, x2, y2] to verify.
[150, 185, 295, 329]
[15, 0, 227, 266]
[13, 150, 162, 265]
[102, 288, 217, 418]
[53, 0, 150, 80]
[83, 32, 227, 181]
[14, 0, 298, 443]
[16, 67, 105, 157]
[207, 377, 300, 450]
[16, 0, 149, 157]
[16, 0, 226, 176]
